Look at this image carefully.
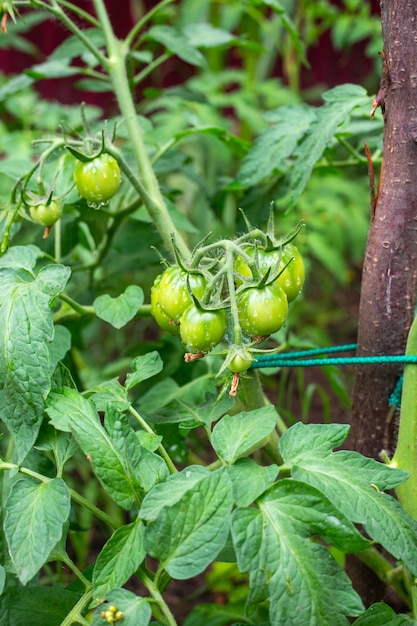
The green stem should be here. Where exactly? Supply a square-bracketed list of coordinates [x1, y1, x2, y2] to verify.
[225, 247, 243, 345]
[53, 0, 100, 27]
[335, 135, 368, 164]
[0, 461, 120, 530]
[133, 52, 171, 86]
[411, 581, 417, 621]
[59, 589, 93, 626]
[0, 202, 22, 254]
[128, 406, 178, 475]
[356, 547, 411, 606]
[30, 0, 108, 67]
[238, 369, 267, 410]
[391, 315, 417, 518]
[54, 217, 62, 263]
[68, 486, 121, 530]
[58, 293, 95, 317]
[125, 0, 176, 48]
[238, 370, 284, 465]
[59, 552, 92, 589]
[92, 0, 190, 258]
[140, 572, 178, 626]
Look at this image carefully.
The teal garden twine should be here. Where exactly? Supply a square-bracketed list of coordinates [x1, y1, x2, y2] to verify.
[250, 344, 417, 408]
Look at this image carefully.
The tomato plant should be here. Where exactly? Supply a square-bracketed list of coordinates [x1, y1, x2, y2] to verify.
[180, 304, 227, 353]
[73, 153, 121, 204]
[237, 283, 289, 337]
[1, 2, 416, 626]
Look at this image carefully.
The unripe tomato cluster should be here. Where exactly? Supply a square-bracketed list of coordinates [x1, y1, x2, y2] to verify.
[151, 266, 228, 353]
[151, 237, 305, 374]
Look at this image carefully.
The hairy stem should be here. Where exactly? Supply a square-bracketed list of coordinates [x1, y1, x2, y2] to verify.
[92, 0, 190, 258]
[140, 571, 178, 626]
[128, 406, 178, 475]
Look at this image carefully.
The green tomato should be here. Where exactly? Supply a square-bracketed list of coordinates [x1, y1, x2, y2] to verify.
[74, 154, 121, 204]
[275, 244, 305, 302]
[228, 351, 253, 373]
[234, 243, 305, 302]
[150, 274, 180, 336]
[180, 304, 227, 353]
[29, 200, 62, 227]
[157, 266, 206, 323]
[237, 283, 288, 337]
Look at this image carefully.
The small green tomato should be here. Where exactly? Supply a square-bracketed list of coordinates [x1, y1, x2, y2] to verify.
[237, 283, 288, 337]
[228, 351, 253, 373]
[157, 266, 206, 323]
[180, 304, 227, 353]
[29, 200, 62, 227]
[74, 153, 121, 204]
[150, 274, 180, 336]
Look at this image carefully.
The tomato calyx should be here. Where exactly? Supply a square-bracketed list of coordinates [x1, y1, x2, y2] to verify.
[264, 204, 304, 249]
[66, 126, 115, 163]
[184, 351, 205, 363]
[0, 1, 17, 33]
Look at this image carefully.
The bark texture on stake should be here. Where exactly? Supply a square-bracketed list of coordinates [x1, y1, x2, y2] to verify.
[352, 0, 417, 459]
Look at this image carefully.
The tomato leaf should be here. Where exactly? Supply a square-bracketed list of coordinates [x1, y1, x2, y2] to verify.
[140, 385, 234, 426]
[0, 74, 34, 100]
[0, 260, 70, 462]
[352, 603, 414, 625]
[92, 519, 146, 600]
[263, 0, 307, 64]
[140, 466, 210, 522]
[86, 378, 131, 412]
[35, 421, 78, 472]
[280, 422, 417, 575]
[211, 405, 278, 463]
[183, 605, 256, 626]
[93, 285, 144, 329]
[284, 84, 370, 208]
[144, 468, 233, 579]
[0, 577, 82, 626]
[146, 25, 205, 67]
[49, 28, 104, 62]
[237, 105, 315, 188]
[124, 351, 164, 390]
[0, 243, 42, 270]
[26, 60, 80, 79]
[4, 478, 71, 585]
[228, 458, 278, 507]
[49, 325, 72, 373]
[183, 23, 237, 48]
[231, 479, 365, 625]
[46, 388, 145, 509]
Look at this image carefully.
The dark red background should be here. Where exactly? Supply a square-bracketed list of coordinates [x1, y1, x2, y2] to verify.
[0, 0, 382, 112]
